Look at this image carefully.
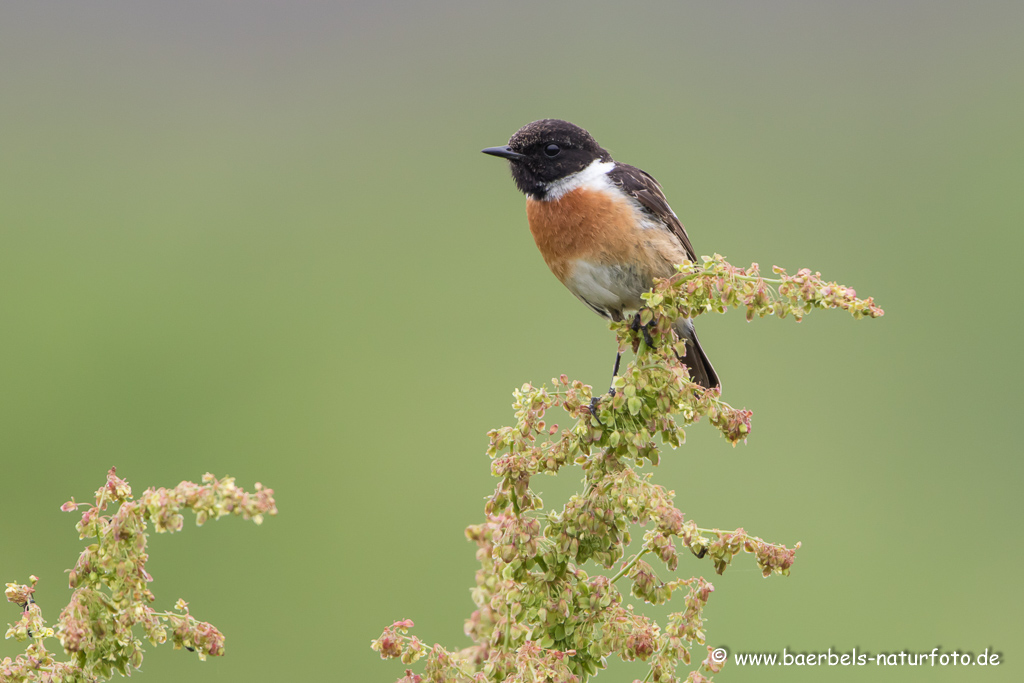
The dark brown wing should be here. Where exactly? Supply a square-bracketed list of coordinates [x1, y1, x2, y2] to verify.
[607, 163, 697, 262]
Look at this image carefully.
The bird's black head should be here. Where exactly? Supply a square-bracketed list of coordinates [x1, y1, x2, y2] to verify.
[482, 119, 611, 199]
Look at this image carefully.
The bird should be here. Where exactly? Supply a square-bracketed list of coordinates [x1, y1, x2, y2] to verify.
[482, 118, 720, 390]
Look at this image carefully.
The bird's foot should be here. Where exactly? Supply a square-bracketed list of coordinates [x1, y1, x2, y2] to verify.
[631, 312, 656, 349]
[588, 396, 604, 425]
[589, 384, 619, 426]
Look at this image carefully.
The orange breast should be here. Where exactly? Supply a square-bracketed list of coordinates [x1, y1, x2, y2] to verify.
[525, 188, 642, 283]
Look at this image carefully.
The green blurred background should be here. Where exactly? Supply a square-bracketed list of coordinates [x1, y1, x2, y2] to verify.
[1, 2, 1021, 681]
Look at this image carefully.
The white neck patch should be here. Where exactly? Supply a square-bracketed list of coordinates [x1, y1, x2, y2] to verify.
[542, 159, 615, 201]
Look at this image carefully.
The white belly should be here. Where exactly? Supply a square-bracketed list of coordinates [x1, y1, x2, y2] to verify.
[563, 260, 651, 320]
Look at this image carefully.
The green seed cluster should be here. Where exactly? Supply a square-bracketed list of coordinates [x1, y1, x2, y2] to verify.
[3, 468, 276, 682]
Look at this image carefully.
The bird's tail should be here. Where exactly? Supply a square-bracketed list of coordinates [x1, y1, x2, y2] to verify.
[672, 318, 720, 390]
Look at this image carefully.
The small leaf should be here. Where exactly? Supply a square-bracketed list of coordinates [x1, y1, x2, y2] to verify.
[628, 397, 642, 415]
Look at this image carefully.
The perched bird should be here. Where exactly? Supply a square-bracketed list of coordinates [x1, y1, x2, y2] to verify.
[482, 119, 720, 390]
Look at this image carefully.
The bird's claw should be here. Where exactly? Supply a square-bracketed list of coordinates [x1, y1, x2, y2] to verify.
[631, 312, 656, 349]
[589, 396, 604, 425]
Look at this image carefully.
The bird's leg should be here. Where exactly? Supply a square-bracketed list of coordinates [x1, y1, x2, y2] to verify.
[608, 349, 622, 395]
[589, 349, 622, 422]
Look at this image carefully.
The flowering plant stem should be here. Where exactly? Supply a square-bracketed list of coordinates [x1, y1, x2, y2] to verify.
[3, 469, 277, 682]
[372, 254, 882, 683]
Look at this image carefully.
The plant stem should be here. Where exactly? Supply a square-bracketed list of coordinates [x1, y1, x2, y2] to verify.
[694, 527, 782, 548]
[675, 269, 784, 286]
[733, 274, 783, 285]
[611, 548, 651, 584]
[151, 611, 185, 619]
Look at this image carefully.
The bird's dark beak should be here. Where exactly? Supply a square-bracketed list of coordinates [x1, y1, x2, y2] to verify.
[481, 145, 526, 161]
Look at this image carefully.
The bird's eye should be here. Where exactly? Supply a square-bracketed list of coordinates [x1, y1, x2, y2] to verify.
[544, 144, 561, 157]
